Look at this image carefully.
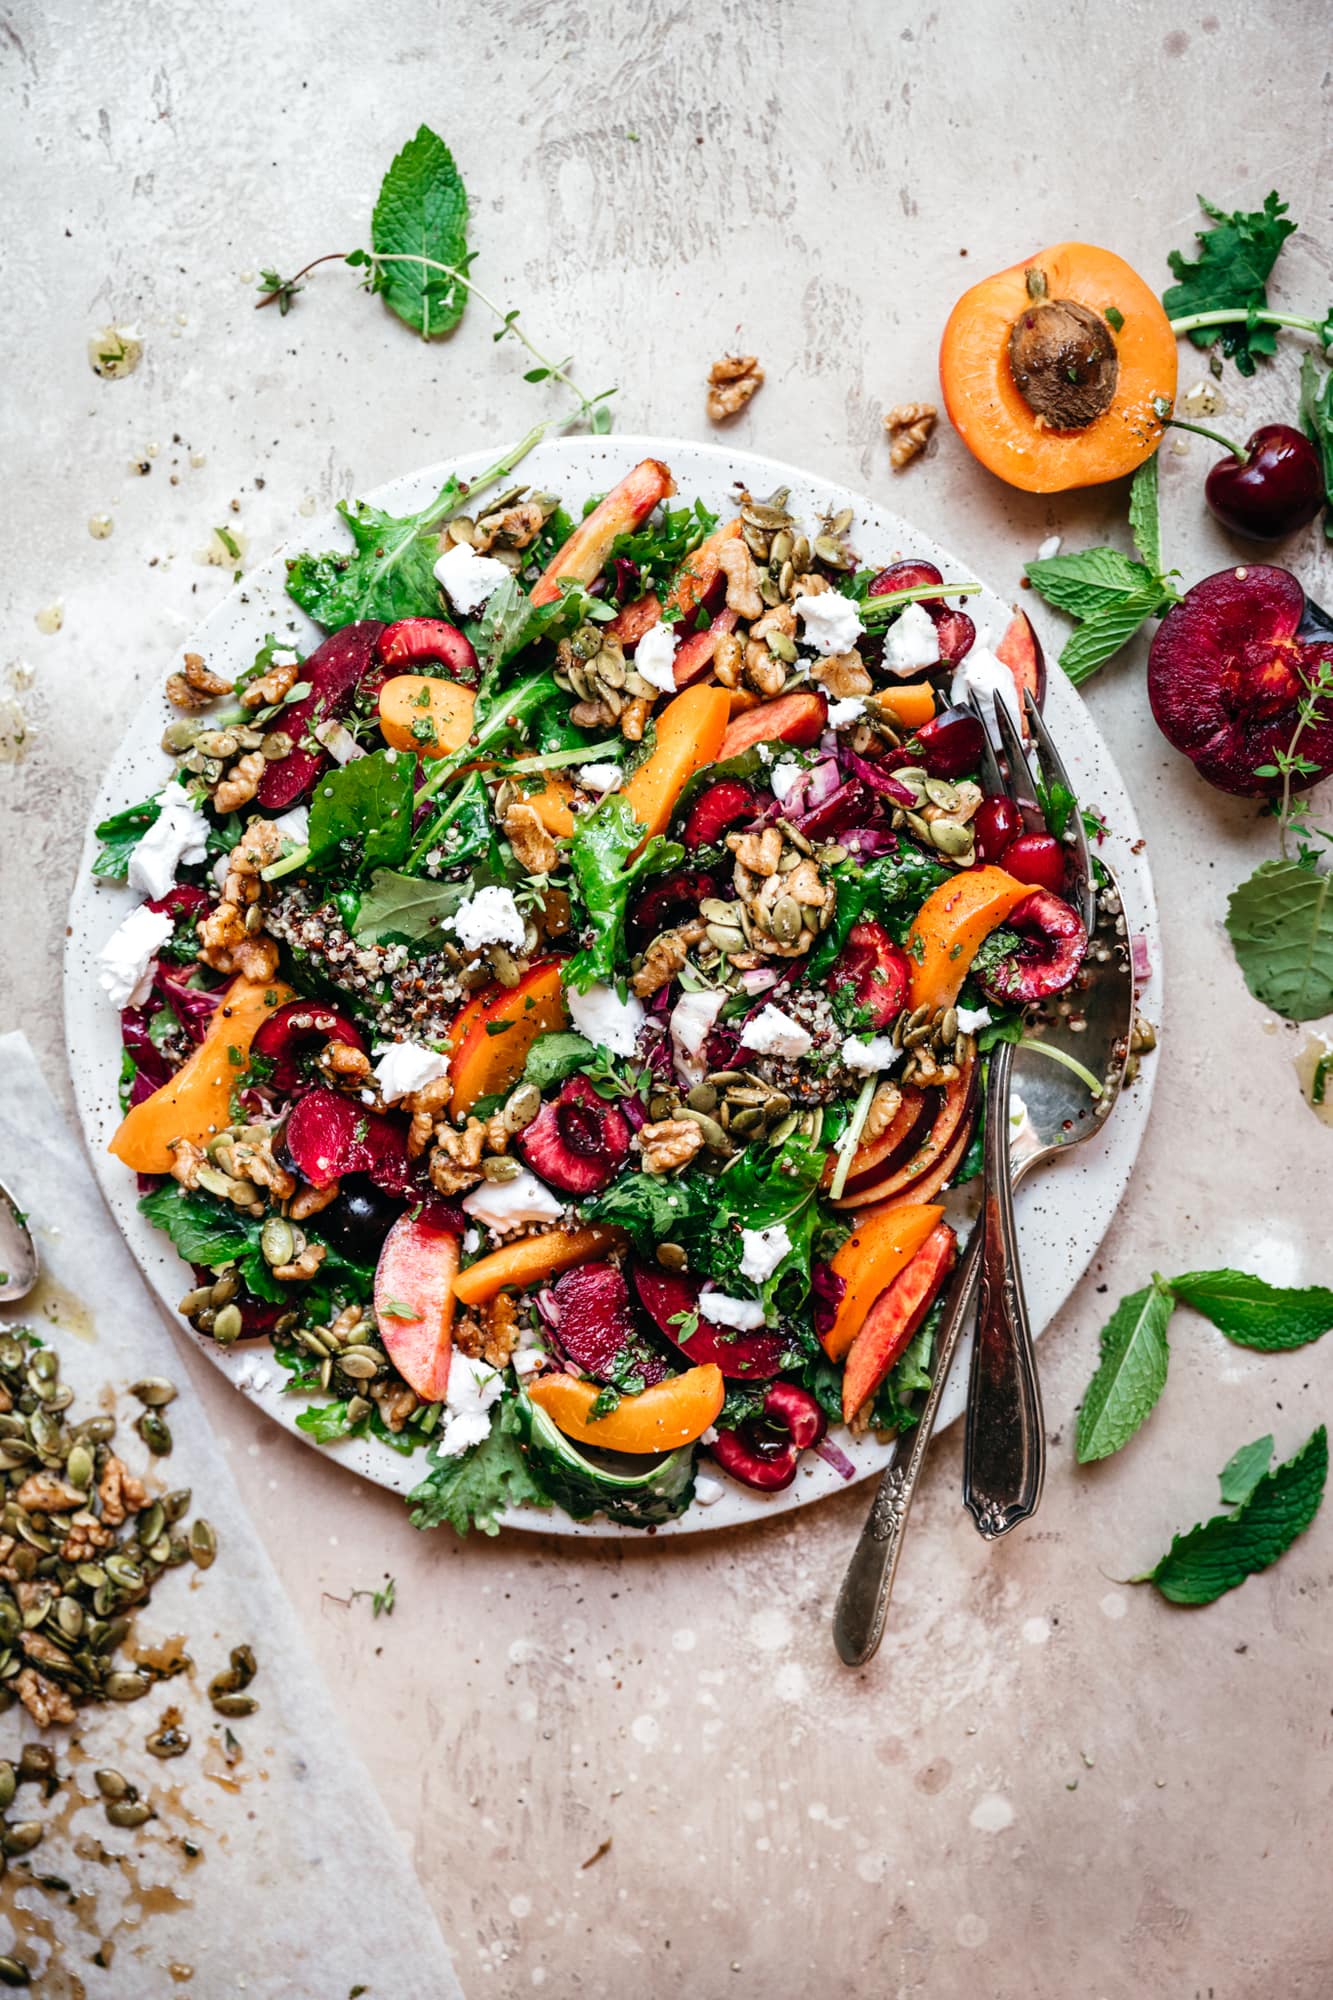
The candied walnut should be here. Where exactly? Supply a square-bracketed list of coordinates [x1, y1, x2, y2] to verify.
[717, 537, 763, 620]
[166, 652, 233, 709]
[861, 1080, 903, 1145]
[58, 1517, 114, 1563]
[318, 1039, 373, 1086]
[742, 641, 788, 698]
[373, 1381, 419, 1433]
[504, 801, 559, 876]
[631, 929, 691, 998]
[239, 656, 299, 711]
[728, 826, 783, 878]
[225, 816, 284, 892]
[428, 1117, 488, 1195]
[98, 1454, 148, 1526]
[197, 900, 279, 982]
[707, 354, 764, 422]
[457, 1293, 521, 1369]
[620, 696, 651, 744]
[473, 502, 546, 554]
[884, 402, 937, 470]
[781, 856, 830, 908]
[712, 631, 745, 688]
[570, 696, 617, 732]
[15, 1666, 77, 1727]
[639, 1118, 705, 1175]
[813, 650, 873, 697]
[215, 1126, 296, 1201]
[168, 1138, 208, 1191]
[214, 751, 267, 814]
[272, 1241, 328, 1283]
[14, 1473, 83, 1514]
[290, 1180, 341, 1220]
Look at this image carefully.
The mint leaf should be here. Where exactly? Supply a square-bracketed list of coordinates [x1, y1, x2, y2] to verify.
[353, 869, 469, 945]
[1163, 191, 1297, 375]
[1058, 584, 1168, 686]
[1226, 855, 1333, 1020]
[1169, 1268, 1333, 1350]
[522, 1031, 598, 1091]
[1023, 547, 1156, 620]
[1141, 1426, 1327, 1604]
[1299, 352, 1333, 541]
[1074, 1278, 1174, 1463]
[407, 1401, 551, 1536]
[1218, 1434, 1273, 1506]
[1128, 453, 1163, 572]
[308, 749, 417, 875]
[370, 126, 469, 340]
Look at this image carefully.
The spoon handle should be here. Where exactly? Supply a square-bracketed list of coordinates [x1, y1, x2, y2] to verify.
[832, 1223, 983, 1666]
[962, 1038, 1046, 1539]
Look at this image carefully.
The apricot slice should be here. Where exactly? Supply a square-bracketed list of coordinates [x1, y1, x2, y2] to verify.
[109, 976, 293, 1175]
[375, 1210, 459, 1402]
[449, 957, 568, 1117]
[906, 866, 1029, 1014]
[528, 1364, 724, 1453]
[378, 675, 476, 757]
[622, 684, 730, 839]
[841, 1221, 958, 1425]
[452, 1225, 627, 1307]
[940, 242, 1177, 493]
[822, 1203, 944, 1361]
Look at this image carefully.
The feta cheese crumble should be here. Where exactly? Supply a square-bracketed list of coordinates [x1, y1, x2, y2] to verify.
[97, 903, 175, 1009]
[576, 762, 623, 797]
[373, 1040, 450, 1103]
[882, 600, 941, 674]
[840, 1035, 902, 1074]
[739, 1004, 812, 1060]
[669, 989, 725, 1085]
[433, 540, 512, 614]
[825, 696, 866, 728]
[1035, 534, 1062, 561]
[768, 759, 805, 806]
[950, 645, 1023, 748]
[739, 1224, 791, 1284]
[437, 1356, 504, 1458]
[567, 982, 645, 1057]
[955, 1004, 992, 1035]
[461, 1169, 564, 1233]
[448, 884, 525, 952]
[634, 620, 679, 694]
[699, 1289, 767, 1331]
[792, 590, 864, 657]
[693, 1470, 727, 1506]
[127, 783, 211, 902]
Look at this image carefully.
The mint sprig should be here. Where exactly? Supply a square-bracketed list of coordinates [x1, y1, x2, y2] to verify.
[1217, 1433, 1274, 1507]
[1169, 1269, 1333, 1351]
[1138, 1426, 1327, 1605]
[1024, 457, 1179, 685]
[370, 126, 471, 339]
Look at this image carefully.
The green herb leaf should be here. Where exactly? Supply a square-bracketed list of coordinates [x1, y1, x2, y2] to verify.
[1127, 453, 1163, 572]
[1074, 1277, 1174, 1463]
[1024, 547, 1158, 621]
[353, 869, 469, 945]
[1163, 191, 1298, 375]
[522, 1031, 598, 1091]
[307, 750, 417, 875]
[1140, 1425, 1327, 1604]
[582, 1173, 703, 1257]
[564, 794, 683, 992]
[296, 1400, 360, 1444]
[93, 796, 161, 881]
[806, 851, 950, 982]
[1218, 1434, 1273, 1507]
[1226, 855, 1333, 1020]
[407, 1399, 551, 1536]
[1299, 353, 1333, 541]
[1168, 1268, 1333, 1350]
[1057, 584, 1168, 686]
[370, 125, 470, 339]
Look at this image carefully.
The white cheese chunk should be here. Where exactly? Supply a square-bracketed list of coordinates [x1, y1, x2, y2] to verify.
[634, 620, 679, 694]
[433, 540, 512, 614]
[567, 982, 645, 1057]
[840, 1035, 902, 1074]
[950, 645, 1023, 749]
[739, 1224, 791, 1284]
[461, 1170, 564, 1233]
[97, 903, 175, 1010]
[669, 989, 725, 1085]
[826, 696, 866, 728]
[693, 1470, 727, 1506]
[699, 1289, 767, 1331]
[437, 1357, 504, 1458]
[768, 760, 805, 805]
[955, 1004, 993, 1035]
[1035, 534, 1062, 561]
[739, 1004, 812, 1060]
[126, 783, 211, 902]
[576, 762, 623, 796]
[882, 599, 941, 674]
[372, 1041, 449, 1103]
[448, 884, 525, 952]
[793, 590, 864, 656]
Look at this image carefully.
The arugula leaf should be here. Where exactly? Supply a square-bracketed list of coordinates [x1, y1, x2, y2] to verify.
[1218, 1434, 1273, 1507]
[1226, 856, 1333, 1020]
[370, 125, 470, 340]
[806, 851, 950, 981]
[296, 1401, 360, 1444]
[307, 749, 416, 874]
[522, 1031, 597, 1091]
[1140, 1425, 1327, 1604]
[1168, 1268, 1333, 1350]
[582, 1172, 704, 1256]
[1299, 353, 1333, 541]
[407, 1399, 551, 1536]
[1127, 453, 1163, 572]
[93, 796, 160, 881]
[564, 794, 683, 992]
[1074, 1277, 1174, 1463]
[353, 870, 469, 945]
[1163, 192, 1298, 375]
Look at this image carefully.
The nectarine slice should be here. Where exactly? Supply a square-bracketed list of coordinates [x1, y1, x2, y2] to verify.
[375, 1210, 460, 1402]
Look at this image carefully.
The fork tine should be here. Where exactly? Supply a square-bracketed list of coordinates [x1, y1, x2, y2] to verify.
[989, 690, 1043, 829]
[1024, 690, 1096, 932]
[963, 692, 1008, 799]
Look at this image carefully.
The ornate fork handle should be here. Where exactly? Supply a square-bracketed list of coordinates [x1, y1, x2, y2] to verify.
[962, 1037, 1046, 1539]
[832, 1223, 984, 1666]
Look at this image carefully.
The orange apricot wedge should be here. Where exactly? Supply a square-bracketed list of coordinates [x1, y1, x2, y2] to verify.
[940, 241, 1176, 493]
[531, 459, 677, 605]
[906, 866, 1029, 1014]
[109, 976, 293, 1175]
[822, 1203, 944, 1361]
[841, 1222, 958, 1424]
[378, 675, 476, 757]
[622, 684, 731, 839]
[874, 682, 936, 731]
[452, 1225, 628, 1308]
[449, 957, 568, 1118]
[527, 1364, 724, 1454]
[717, 690, 827, 762]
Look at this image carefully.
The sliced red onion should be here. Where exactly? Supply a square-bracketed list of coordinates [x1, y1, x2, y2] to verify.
[738, 966, 781, 994]
[535, 1288, 561, 1328]
[814, 1436, 857, 1481]
[844, 749, 917, 806]
[841, 826, 897, 858]
[1131, 932, 1152, 983]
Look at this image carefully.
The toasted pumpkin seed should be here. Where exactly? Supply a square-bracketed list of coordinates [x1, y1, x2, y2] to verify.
[188, 1519, 218, 1570]
[2, 1823, 42, 1857]
[657, 1243, 688, 1271]
[211, 1692, 259, 1719]
[136, 1412, 172, 1457]
[770, 896, 803, 944]
[337, 1349, 380, 1383]
[685, 1083, 718, 1113]
[94, 1768, 130, 1801]
[104, 1671, 150, 1702]
[503, 1083, 542, 1133]
[677, 1108, 731, 1152]
[106, 1799, 155, 1830]
[211, 1304, 243, 1345]
[0, 1765, 14, 1812]
[130, 1377, 177, 1409]
[260, 1216, 295, 1269]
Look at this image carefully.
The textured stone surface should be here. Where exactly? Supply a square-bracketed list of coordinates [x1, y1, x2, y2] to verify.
[3, 2, 1332, 1993]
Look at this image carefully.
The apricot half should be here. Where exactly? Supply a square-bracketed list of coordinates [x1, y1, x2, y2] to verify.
[940, 242, 1177, 493]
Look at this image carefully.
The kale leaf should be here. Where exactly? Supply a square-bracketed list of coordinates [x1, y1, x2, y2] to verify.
[564, 794, 683, 992]
[307, 749, 417, 875]
[407, 1399, 552, 1536]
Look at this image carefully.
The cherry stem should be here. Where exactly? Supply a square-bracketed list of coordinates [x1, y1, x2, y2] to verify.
[1165, 416, 1250, 463]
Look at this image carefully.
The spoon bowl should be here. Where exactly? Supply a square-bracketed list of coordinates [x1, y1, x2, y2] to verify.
[0, 1179, 39, 1303]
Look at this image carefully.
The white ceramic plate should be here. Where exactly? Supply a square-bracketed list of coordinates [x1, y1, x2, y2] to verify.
[66, 434, 1160, 1536]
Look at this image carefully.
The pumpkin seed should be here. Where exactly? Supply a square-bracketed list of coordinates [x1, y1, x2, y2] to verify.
[211, 1692, 259, 1719]
[0, 1765, 13, 1811]
[65, 1442, 94, 1491]
[770, 896, 803, 945]
[813, 535, 849, 568]
[337, 1349, 380, 1383]
[502, 1084, 542, 1133]
[94, 1767, 130, 1801]
[479, 1156, 521, 1183]
[940, 1008, 959, 1047]
[770, 530, 794, 567]
[260, 1216, 295, 1269]
[211, 1304, 243, 1345]
[177, 1285, 214, 1317]
[136, 1501, 166, 1550]
[929, 819, 974, 859]
[728, 1107, 764, 1139]
[767, 1113, 799, 1146]
[685, 1084, 718, 1113]
[699, 897, 736, 924]
[189, 1520, 218, 1570]
[55, 1597, 84, 1642]
[764, 630, 798, 663]
[677, 1108, 731, 1152]
[106, 1799, 155, 1830]
[104, 1671, 150, 1702]
[923, 777, 959, 811]
[136, 1412, 172, 1457]
[145, 1718, 191, 1760]
[649, 1093, 674, 1122]
[657, 1243, 688, 1272]
[129, 1377, 177, 1409]
[705, 923, 746, 955]
[2, 1823, 42, 1857]
[0, 1957, 30, 1988]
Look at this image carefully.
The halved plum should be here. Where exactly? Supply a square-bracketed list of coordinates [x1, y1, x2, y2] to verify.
[709, 1382, 827, 1491]
[256, 620, 385, 810]
[830, 921, 912, 1030]
[975, 889, 1086, 1006]
[1147, 565, 1333, 796]
[628, 868, 718, 948]
[251, 1000, 368, 1094]
[283, 1087, 419, 1195]
[631, 1262, 786, 1380]
[867, 560, 976, 667]
[682, 779, 759, 852]
[548, 1262, 673, 1388]
[517, 1076, 632, 1196]
[374, 1210, 459, 1402]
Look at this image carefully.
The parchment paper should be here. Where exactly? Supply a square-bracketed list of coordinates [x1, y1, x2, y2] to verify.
[0, 1034, 463, 2000]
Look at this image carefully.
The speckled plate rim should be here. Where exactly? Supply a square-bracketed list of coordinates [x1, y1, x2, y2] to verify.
[65, 432, 1161, 1537]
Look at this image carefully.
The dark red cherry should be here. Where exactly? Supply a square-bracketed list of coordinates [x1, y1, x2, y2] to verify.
[1201, 424, 1325, 542]
[999, 831, 1067, 895]
[972, 795, 1023, 863]
[912, 706, 986, 778]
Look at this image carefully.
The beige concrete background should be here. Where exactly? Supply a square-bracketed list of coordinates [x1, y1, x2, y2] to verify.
[3, 2, 1332, 1993]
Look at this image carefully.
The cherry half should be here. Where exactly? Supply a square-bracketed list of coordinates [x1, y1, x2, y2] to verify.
[972, 795, 1022, 864]
[999, 831, 1067, 895]
[1174, 420, 1326, 543]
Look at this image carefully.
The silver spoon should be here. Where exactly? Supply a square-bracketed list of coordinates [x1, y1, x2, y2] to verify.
[832, 867, 1137, 1667]
[0, 1179, 39, 1303]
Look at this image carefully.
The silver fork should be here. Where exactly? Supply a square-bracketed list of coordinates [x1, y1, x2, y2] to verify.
[833, 709, 1129, 1664]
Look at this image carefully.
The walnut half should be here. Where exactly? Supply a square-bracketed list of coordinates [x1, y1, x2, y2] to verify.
[707, 354, 764, 423]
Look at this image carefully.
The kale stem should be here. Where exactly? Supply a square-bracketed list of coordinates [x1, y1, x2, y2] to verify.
[1168, 308, 1330, 343]
[1164, 416, 1249, 461]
